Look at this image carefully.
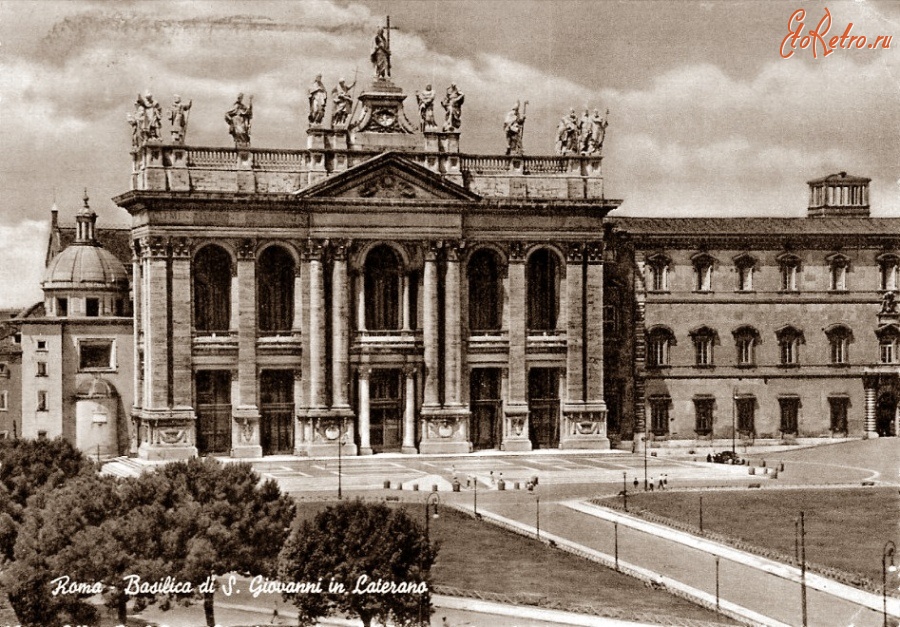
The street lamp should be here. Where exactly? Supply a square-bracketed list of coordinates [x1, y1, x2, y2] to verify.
[337, 429, 347, 500]
[643, 434, 649, 491]
[534, 493, 540, 540]
[883, 541, 897, 627]
[795, 511, 807, 627]
[424, 492, 441, 543]
[473, 475, 478, 517]
[622, 471, 628, 512]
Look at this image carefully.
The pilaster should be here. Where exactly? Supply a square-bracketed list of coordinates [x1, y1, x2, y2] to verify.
[331, 240, 351, 410]
[503, 241, 531, 451]
[402, 365, 418, 454]
[422, 242, 441, 409]
[234, 239, 262, 458]
[170, 238, 193, 408]
[358, 367, 373, 455]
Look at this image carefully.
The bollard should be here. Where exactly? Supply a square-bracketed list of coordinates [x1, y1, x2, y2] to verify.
[383, 480, 391, 489]
[398, 484, 403, 490]
[412, 484, 419, 491]
[761, 460, 766, 468]
[780, 461, 785, 472]
[432, 484, 438, 493]
[498, 479, 506, 491]
[514, 481, 520, 490]
[452, 479, 461, 493]
[749, 467, 755, 475]
[771, 469, 778, 479]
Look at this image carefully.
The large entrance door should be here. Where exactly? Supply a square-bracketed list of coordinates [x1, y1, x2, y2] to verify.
[528, 368, 560, 449]
[877, 393, 897, 437]
[371, 369, 402, 452]
[196, 370, 232, 454]
[260, 370, 294, 455]
[470, 368, 501, 450]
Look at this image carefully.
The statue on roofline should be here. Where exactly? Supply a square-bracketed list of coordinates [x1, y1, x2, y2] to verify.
[308, 74, 328, 127]
[168, 95, 192, 143]
[504, 100, 527, 156]
[128, 91, 163, 148]
[415, 83, 436, 132]
[441, 83, 465, 132]
[371, 26, 390, 79]
[331, 77, 356, 127]
[225, 92, 253, 147]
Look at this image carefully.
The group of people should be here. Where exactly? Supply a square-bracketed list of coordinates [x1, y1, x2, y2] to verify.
[128, 92, 194, 148]
[415, 83, 465, 132]
[555, 107, 608, 156]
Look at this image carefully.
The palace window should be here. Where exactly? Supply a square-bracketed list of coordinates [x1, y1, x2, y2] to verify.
[732, 326, 759, 367]
[827, 254, 849, 291]
[692, 253, 715, 292]
[85, 298, 100, 317]
[825, 325, 852, 365]
[690, 326, 717, 367]
[779, 396, 800, 435]
[646, 326, 675, 367]
[876, 324, 900, 364]
[37, 391, 47, 412]
[649, 395, 670, 436]
[879, 253, 900, 291]
[257, 245, 295, 333]
[734, 254, 756, 291]
[36, 361, 47, 377]
[646, 254, 670, 292]
[829, 396, 849, 434]
[193, 244, 233, 333]
[778, 254, 801, 292]
[694, 396, 714, 435]
[78, 340, 114, 371]
[0, 363, 7, 379]
[736, 396, 756, 435]
[365, 245, 403, 331]
[468, 248, 504, 332]
[776, 326, 804, 366]
[0, 391, 6, 411]
[56, 297, 68, 317]
[36, 340, 46, 351]
[527, 248, 561, 331]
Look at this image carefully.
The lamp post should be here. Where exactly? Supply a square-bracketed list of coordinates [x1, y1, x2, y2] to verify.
[795, 511, 807, 627]
[473, 475, 478, 516]
[643, 434, 649, 491]
[715, 556, 720, 615]
[614, 521, 619, 571]
[622, 471, 628, 511]
[535, 493, 540, 540]
[421, 492, 440, 627]
[883, 541, 897, 627]
[337, 429, 346, 500]
[732, 392, 737, 455]
[699, 496, 704, 533]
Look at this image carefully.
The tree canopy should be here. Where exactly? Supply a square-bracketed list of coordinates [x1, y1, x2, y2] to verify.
[278, 500, 437, 627]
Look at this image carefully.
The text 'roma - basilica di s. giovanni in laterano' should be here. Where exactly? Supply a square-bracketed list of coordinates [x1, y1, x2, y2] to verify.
[3, 20, 898, 461]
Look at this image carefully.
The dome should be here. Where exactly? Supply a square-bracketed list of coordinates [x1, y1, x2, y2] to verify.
[42, 243, 128, 290]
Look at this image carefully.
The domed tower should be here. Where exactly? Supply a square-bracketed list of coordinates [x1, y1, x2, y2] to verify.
[42, 191, 130, 318]
[807, 172, 870, 218]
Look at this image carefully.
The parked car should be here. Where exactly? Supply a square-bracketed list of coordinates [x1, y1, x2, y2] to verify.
[712, 450, 741, 464]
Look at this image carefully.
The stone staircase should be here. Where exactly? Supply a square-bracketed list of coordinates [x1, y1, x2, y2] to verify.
[99, 456, 149, 478]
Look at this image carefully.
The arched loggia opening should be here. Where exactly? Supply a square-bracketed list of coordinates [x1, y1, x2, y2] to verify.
[364, 245, 402, 331]
[526, 248, 560, 331]
[257, 245, 295, 332]
[193, 245, 232, 333]
[468, 248, 503, 332]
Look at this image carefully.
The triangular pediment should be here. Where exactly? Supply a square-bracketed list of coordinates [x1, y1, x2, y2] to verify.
[295, 152, 480, 201]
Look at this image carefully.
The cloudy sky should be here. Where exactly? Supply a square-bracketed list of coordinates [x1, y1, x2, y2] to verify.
[1, 0, 899, 307]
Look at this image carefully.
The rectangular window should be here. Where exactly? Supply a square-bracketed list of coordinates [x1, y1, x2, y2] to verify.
[37, 391, 47, 412]
[781, 340, 797, 365]
[829, 397, 849, 433]
[831, 337, 848, 364]
[736, 397, 755, 434]
[0, 363, 8, 379]
[0, 391, 7, 411]
[36, 361, 47, 377]
[86, 298, 100, 317]
[738, 266, 753, 291]
[36, 340, 47, 351]
[736, 338, 753, 366]
[695, 338, 712, 366]
[781, 265, 798, 291]
[696, 265, 712, 291]
[779, 397, 800, 435]
[648, 339, 668, 367]
[882, 264, 898, 291]
[649, 396, 670, 435]
[694, 397, 714, 435]
[57, 297, 68, 317]
[650, 265, 667, 291]
[79, 341, 114, 371]
[830, 265, 847, 291]
[881, 341, 895, 364]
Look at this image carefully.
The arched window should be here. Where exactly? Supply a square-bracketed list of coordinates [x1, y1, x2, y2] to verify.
[257, 246, 295, 332]
[691, 253, 715, 292]
[734, 254, 757, 292]
[689, 326, 718, 367]
[824, 324, 852, 365]
[468, 249, 503, 332]
[193, 245, 232, 332]
[646, 326, 676, 367]
[732, 326, 760, 366]
[777, 253, 801, 292]
[878, 253, 900, 291]
[365, 245, 402, 331]
[776, 325, 804, 365]
[527, 248, 560, 331]
[827, 253, 849, 291]
[876, 324, 900, 364]
[646, 253, 671, 292]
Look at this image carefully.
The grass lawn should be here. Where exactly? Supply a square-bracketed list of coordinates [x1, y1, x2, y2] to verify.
[601, 488, 899, 582]
[293, 500, 735, 624]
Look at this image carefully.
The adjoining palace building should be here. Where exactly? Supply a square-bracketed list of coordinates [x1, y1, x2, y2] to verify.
[10, 38, 898, 460]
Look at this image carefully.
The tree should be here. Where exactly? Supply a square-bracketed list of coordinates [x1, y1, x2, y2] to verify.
[278, 500, 438, 627]
[158, 458, 296, 627]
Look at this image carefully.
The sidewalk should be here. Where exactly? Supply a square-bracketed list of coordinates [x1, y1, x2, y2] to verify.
[475, 499, 893, 627]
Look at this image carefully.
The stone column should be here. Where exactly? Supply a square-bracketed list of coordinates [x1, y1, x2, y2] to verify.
[169, 238, 193, 408]
[585, 242, 606, 407]
[864, 373, 879, 438]
[292, 260, 303, 331]
[292, 370, 305, 454]
[230, 272, 239, 332]
[402, 274, 412, 331]
[233, 239, 262, 458]
[298, 247, 311, 417]
[565, 243, 585, 406]
[131, 242, 143, 412]
[402, 366, 417, 453]
[422, 243, 441, 409]
[308, 240, 327, 409]
[331, 241, 351, 410]
[358, 368, 372, 455]
[444, 242, 463, 407]
[356, 272, 366, 331]
[503, 242, 531, 451]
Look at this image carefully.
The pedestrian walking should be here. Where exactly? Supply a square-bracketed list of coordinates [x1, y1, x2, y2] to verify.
[658, 476, 664, 491]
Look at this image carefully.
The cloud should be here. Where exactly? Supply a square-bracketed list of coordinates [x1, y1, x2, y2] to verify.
[0, 220, 48, 308]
